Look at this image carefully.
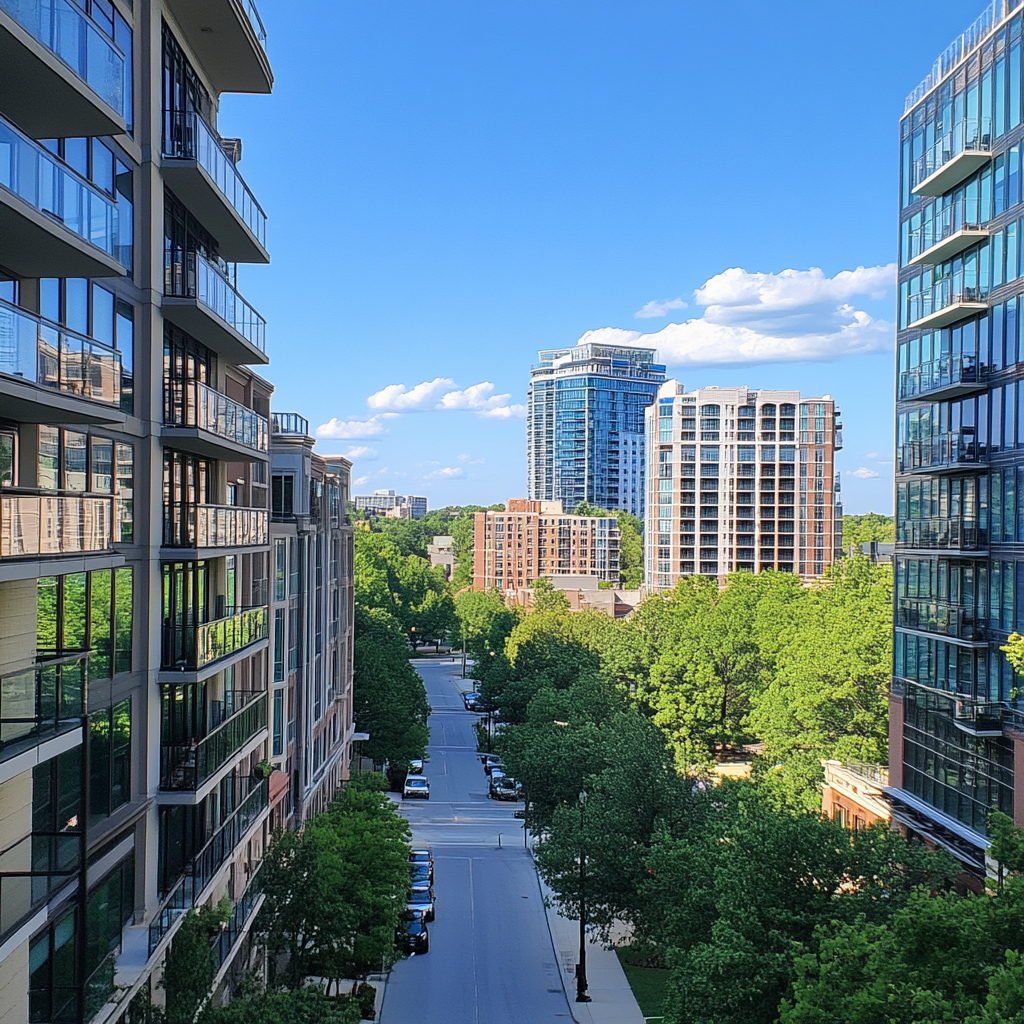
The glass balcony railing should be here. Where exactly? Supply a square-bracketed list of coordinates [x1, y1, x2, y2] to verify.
[914, 118, 992, 189]
[163, 112, 266, 249]
[0, 652, 87, 765]
[213, 860, 263, 969]
[0, 298, 121, 406]
[907, 197, 986, 262]
[164, 504, 269, 549]
[242, 0, 267, 49]
[164, 250, 266, 354]
[0, 831, 81, 941]
[896, 516, 986, 550]
[148, 778, 268, 955]
[0, 492, 114, 558]
[164, 378, 269, 453]
[270, 412, 309, 436]
[906, 279, 986, 327]
[161, 607, 269, 671]
[897, 432, 985, 473]
[0, 113, 123, 262]
[161, 691, 266, 791]
[896, 597, 982, 640]
[0, 0, 126, 117]
[898, 354, 982, 400]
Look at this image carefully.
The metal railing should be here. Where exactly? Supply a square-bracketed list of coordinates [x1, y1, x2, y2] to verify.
[897, 433, 984, 473]
[162, 111, 266, 248]
[212, 861, 263, 969]
[953, 700, 1004, 734]
[0, 298, 121, 406]
[907, 281, 986, 326]
[0, 491, 114, 558]
[908, 197, 986, 262]
[163, 377, 269, 453]
[270, 412, 309, 436]
[897, 516, 985, 550]
[160, 692, 267, 790]
[164, 504, 269, 549]
[148, 779, 268, 956]
[914, 118, 993, 189]
[898, 354, 982, 400]
[161, 607, 269, 671]
[896, 597, 982, 640]
[841, 762, 889, 786]
[0, 831, 80, 940]
[0, 0, 126, 116]
[164, 249, 266, 354]
[0, 113, 122, 262]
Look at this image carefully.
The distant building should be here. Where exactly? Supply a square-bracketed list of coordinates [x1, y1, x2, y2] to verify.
[645, 381, 844, 588]
[527, 342, 666, 518]
[354, 489, 427, 519]
[473, 500, 619, 594]
[509, 575, 643, 619]
[822, 761, 891, 829]
[428, 536, 455, 579]
[849, 541, 894, 565]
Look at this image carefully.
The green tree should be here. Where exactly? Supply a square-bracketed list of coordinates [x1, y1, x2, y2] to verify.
[162, 899, 231, 1024]
[202, 986, 360, 1024]
[453, 588, 507, 660]
[531, 577, 571, 614]
[842, 513, 895, 549]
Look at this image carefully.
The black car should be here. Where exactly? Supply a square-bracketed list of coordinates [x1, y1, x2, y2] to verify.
[398, 910, 429, 954]
[489, 775, 519, 801]
[407, 884, 436, 922]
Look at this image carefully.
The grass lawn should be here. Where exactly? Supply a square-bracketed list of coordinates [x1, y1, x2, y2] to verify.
[615, 946, 670, 1019]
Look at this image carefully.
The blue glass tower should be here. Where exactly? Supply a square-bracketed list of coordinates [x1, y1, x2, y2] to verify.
[527, 343, 666, 517]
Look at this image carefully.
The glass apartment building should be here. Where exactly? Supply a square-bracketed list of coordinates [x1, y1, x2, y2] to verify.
[891, 0, 1024, 877]
[527, 343, 666, 518]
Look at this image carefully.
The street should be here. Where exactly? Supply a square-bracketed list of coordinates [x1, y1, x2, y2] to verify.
[379, 658, 574, 1024]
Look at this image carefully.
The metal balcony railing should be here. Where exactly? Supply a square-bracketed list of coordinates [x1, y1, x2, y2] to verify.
[914, 118, 993, 188]
[164, 504, 269, 549]
[0, 113, 123, 261]
[898, 354, 982, 400]
[0, 491, 114, 558]
[897, 433, 984, 473]
[164, 249, 266, 354]
[161, 607, 269, 671]
[212, 861, 263, 969]
[160, 692, 267, 790]
[0, 298, 121, 406]
[0, 0, 126, 116]
[0, 653, 87, 764]
[270, 412, 309, 436]
[0, 831, 80, 941]
[162, 111, 266, 248]
[896, 597, 982, 640]
[164, 378, 269, 453]
[897, 516, 985, 550]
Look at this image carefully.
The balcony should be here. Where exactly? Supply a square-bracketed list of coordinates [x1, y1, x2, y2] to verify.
[212, 861, 263, 971]
[906, 285, 987, 332]
[896, 516, 986, 551]
[161, 607, 269, 672]
[953, 699, 1004, 737]
[0, 0, 126, 137]
[149, 778, 268, 956]
[0, 114, 126, 279]
[161, 692, 267, 791]
[0, 298, 123, 423]
[0, 831, 80, 943]
[898, 354, 985, 401]
[162, 113, 268, 264]
[906, 198, 989, 267]
[162, 0, 271, 97]
[897, 432, 985, 474]
[0, 652, 87, 768]
[164, 505, 269, 554]
[1, 492, 115, 567]
[164, 251, 267, 365]
[163, 378, 270, 462]
[896, 597, 982, 641]
[270, 412, 309, 436]
[913, 118, 993, 198]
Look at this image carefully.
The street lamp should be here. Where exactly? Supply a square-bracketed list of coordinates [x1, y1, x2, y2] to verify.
[576, 789, 591, 1003]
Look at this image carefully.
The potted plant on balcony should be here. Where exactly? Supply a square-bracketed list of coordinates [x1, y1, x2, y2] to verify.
[253, 759, 276, 781]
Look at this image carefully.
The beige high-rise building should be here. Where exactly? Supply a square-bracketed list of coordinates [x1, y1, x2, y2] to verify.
[645, 382, 844, 589]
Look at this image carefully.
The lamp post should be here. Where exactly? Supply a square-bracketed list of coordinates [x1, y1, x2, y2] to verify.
[576, 788, 591, 1003]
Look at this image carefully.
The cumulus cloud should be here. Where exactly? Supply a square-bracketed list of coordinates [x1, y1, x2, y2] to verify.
[367, 378, 456, 411]
[581, 265, 896, 367]
[342, 446, 378, 461]
[315, 416, 387, 439]
[366, 379, 525, 419]
[635, 297, 688, 319]
[425, 466, 464, 479]
[848, 467, 880, 479]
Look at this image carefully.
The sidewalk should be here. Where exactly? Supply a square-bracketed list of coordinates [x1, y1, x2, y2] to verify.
[535, 870, 646, 1024]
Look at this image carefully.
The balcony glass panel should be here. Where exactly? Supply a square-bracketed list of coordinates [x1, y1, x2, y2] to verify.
[897, 597, 981, 640]
[897, 517, 986, 550]
[243, 0, 267, 49]
[897, 433, 985, 473]
[907, 277, 986, 326]
[0, 492, 114, 558]
[0, 114, 122, 260]
[164, 378, 269, 454]
[270, 412, 308, 436]
[0, 298, 120, 406]
[213, 860, 262, 969]
[164, 504, 268, 549]
[898, 355, 981, 400]
[0, 0, 126, 116]
[161, 606, 268, 671]
[162, 112, 265, 248]
[0, 832, 80, 940]
[914, 118, 992, 188]
[164, 250, 266, 355]
[0, 653, 86, 764]
[908, 197, 986, 262]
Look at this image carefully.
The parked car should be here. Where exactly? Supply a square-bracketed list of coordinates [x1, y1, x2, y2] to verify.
[403, 776, 430, 799]
[408, 759, 424, 774]
[462, 691, 482, 711]
[482, 756, 504, 777]
[489, 775, 519, 801]
[398, 910, 429, 954]
[410, 847, 434, 870]
[407, 884, 436, 922]
[410, 861, 431, 885]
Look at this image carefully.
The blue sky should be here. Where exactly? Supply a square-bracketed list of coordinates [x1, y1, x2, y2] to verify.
[222, 0, 978, 515]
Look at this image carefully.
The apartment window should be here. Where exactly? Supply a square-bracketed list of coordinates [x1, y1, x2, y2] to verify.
[29, 909, 79, 1023]
[90, 699, 131, 823]
[289, 538, 300, 596]
[273, 475, 294, 516]
[273, 609, 285, 682]
[274, 539, 287, 601]
[272, 689, 284, 756]
[85, 855, 135, 1000]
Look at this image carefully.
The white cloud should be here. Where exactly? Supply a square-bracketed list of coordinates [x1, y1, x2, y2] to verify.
[580, 264, 896, 367]
[315, 416, 387, 439]
[425, 466, 464, 479]
[848, 467, 880, 479]
[342, 446, 378, 461]
[365, 379, 526, 419]
[635, 297, 688, 319]
[353, 475, 370, 485]
[367, 378, 456, 412]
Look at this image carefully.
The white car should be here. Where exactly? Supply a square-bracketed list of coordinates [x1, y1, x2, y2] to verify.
[403, 776, 430, 800]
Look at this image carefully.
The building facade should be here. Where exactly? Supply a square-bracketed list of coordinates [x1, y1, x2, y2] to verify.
[427, 536, 455, 580]
[0, 2, 276, 1020]
[267, 417, 355, 831]
[527, 343, 666, 518]
[890, 0, 1024, 879]
[472, 500, 619, 595]
[644, 382, 843, 589]
[353, 489, 427, 520]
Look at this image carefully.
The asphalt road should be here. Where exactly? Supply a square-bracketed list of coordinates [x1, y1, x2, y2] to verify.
[379, 658, 574, 1024]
